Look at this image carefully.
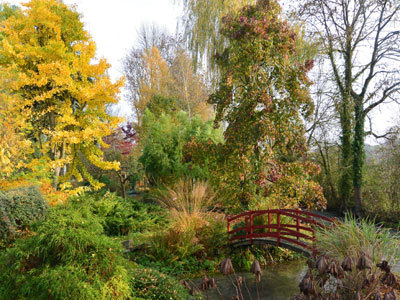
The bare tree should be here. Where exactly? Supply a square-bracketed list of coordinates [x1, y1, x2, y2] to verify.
[305, 58, 342, 209]
[296, 0, 400, 215]
[123, 24, 182, 124]
[123, 23, 212, 126]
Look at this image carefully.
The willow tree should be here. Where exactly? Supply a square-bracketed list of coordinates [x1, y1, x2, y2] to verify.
[187, 0, 325, 211]
[297, 0, 400, 215]
[180, 0, 256, 71]
[0, 0, 123, 192]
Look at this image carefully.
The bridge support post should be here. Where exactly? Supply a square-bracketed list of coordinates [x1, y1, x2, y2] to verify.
[250, 213, 253, 245]
[277, 212, 280, 247]
[227, 217, 230, 237]
[312, 219, 317, 257]
[245, 216, 249, 242]
[296, 208, 300, 240]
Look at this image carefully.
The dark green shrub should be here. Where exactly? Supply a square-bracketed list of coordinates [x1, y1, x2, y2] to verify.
[71, 192, 168, 236]
[130, 266, 189, 300]
[0, 202, 131, 300]
[0, 186, 48, 241]
[140, 110, 223, 185]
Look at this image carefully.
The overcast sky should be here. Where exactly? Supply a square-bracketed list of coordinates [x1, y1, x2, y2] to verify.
[5, 0, 180, 80]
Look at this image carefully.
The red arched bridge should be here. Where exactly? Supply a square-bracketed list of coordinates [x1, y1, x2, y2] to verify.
[227, 209, 335, 257]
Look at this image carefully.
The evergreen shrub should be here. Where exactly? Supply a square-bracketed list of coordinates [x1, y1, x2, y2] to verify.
[0, 186, 48, 241]
[0, 202, 131, 300]
[130, 266, 189, 300]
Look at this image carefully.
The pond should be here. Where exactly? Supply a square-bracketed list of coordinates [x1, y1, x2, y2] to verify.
[192, 260, 400, 300]
[192, 260, 307, 300]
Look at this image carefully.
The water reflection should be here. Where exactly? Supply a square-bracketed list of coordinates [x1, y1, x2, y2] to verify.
[194, 260, 307, 300]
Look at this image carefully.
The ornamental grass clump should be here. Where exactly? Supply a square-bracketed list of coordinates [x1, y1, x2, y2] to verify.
[316, 214, 400, 266]
[149, 179, 226, 260]
[154, 178, 216, 226]
[295, 215, 400, 300]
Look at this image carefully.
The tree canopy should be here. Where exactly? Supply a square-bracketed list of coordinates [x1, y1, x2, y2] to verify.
[0, 0, 124, 193]
[186, 0, 325, 210]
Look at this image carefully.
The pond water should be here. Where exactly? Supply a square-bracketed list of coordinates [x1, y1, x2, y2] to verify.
[192, 260, 307, 300]
[192, 260, 400, 300]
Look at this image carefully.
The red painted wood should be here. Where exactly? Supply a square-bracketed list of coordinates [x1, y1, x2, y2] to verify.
[227, 209, 334, 256]
[277, 212, 281, 247]
[296, 209, 300, 240]
[268, 209, 271, 233]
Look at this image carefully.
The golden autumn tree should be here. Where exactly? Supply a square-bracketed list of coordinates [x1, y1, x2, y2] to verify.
[169, 49, 211, 120]
[0, 0, 123, 192]
[0, 4, 30, 178]
[134, 46, 172, 126]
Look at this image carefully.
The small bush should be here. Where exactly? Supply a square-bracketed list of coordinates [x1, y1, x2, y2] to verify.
[130, 266, 190, 300]
[0, 202, 131, 300]
[0, 185, 48, 241]
[137, 181, 227, 273]
[145, 213, 227, 272]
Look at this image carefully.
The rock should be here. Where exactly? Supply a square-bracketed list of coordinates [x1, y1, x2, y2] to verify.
[122, 240, 133, 250]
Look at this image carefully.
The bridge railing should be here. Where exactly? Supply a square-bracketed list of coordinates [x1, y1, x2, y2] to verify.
[227, 209, 334, 256]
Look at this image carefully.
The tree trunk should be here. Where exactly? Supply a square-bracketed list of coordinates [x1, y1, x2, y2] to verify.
[49, 111, 60, 190]
[317, 142, 339, 207]
[117, 171, 127, 199]
[338, 39, 354, 213]
[352, 99, 365, 217]
[339, 103, 352, 212]
[121, 179, 126, 199]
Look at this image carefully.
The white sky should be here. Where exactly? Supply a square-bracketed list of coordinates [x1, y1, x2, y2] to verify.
[4, 0, 180, 80]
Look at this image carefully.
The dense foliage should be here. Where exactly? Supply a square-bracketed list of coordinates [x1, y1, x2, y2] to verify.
[0, 186, 48, 242]
[0, 0, 123, 192]
[360, 140, 400, 224]
[0, 191, 192, 300]
[0, 199, 131, 300]
[130, 266, 190, 300]
[76, 191, 168, 236]
[140, 110, 223, 184]
[187, 0, 325, 211]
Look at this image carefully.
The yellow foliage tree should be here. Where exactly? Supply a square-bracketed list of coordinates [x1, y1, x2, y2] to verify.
[0, 0, 124, 193]
[132, 46, 212, 125]
[169, 49, 211, 120]
[135, 46, 172, 125]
